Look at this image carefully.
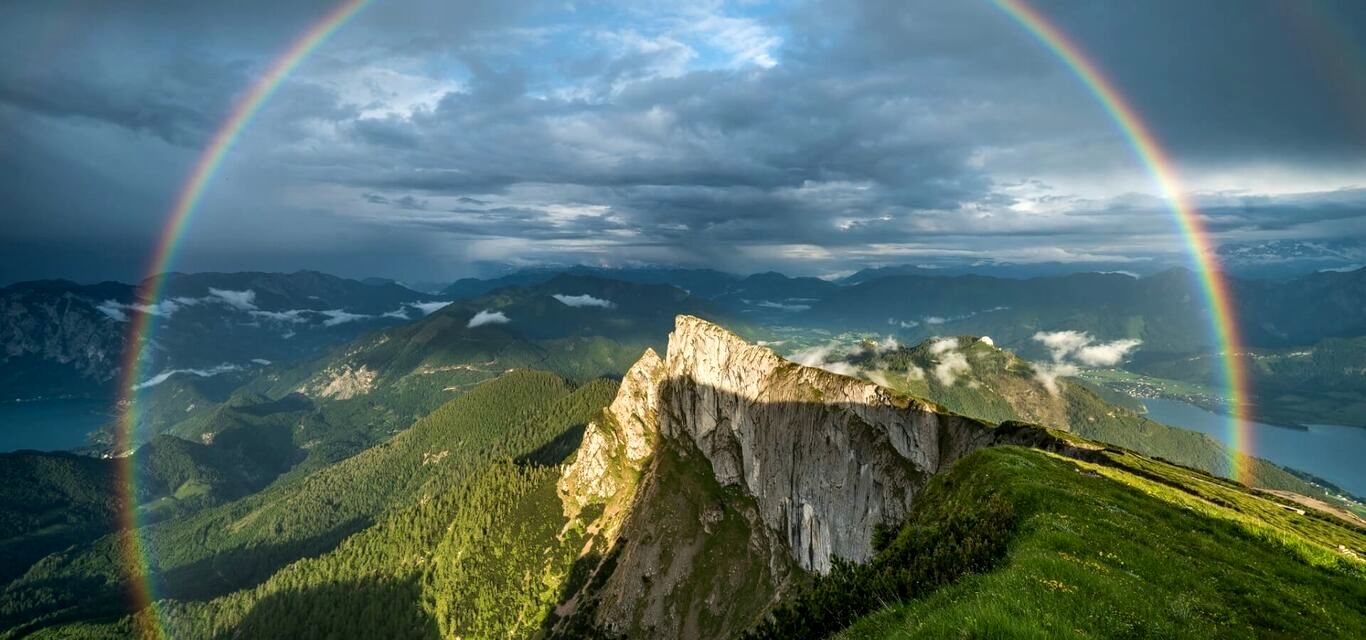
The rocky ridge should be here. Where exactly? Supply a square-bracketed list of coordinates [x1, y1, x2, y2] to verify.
[553, 315, 1072, 638]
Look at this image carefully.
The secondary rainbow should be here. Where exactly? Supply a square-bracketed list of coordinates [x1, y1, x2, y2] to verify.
[991, 0, 1253, 482]
[112, 1, 373, 637]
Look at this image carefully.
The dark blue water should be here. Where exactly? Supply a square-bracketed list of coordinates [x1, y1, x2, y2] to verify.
[1142, 397, 1365, 497]
[0, 399, 111, 452]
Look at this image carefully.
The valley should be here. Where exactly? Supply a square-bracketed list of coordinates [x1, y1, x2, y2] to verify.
[1, 267, 1363, 638]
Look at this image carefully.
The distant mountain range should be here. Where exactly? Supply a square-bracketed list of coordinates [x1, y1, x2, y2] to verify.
[438, 264, 1366, 353]
[1, 271, 443, 403]
[8, 262, 1366, 447]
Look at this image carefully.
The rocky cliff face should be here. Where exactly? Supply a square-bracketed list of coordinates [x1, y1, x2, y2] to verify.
[553, 316, 1052, 638]
[1, 287, 128, 398]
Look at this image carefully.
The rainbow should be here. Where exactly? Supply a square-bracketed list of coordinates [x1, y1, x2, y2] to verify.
[991, 0, 1252, 482]
[112, 1, 372, 636]
[109, 0, 1255, 634]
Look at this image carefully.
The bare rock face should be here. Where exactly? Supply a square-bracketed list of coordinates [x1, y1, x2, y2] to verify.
[1, 291, 125, 390]
[553, 316, 1039, 638]
[559, 347, 663, 526]
[658, 315, 997, 571]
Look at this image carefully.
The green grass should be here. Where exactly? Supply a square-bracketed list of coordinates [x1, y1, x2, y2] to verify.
[835, 447, 1366, 639]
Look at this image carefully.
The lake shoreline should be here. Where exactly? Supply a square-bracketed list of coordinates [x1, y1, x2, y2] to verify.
[1142, 397, 1365, 498]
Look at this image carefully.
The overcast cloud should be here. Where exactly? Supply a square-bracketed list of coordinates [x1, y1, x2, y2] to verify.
[2, 0, 1364, 283]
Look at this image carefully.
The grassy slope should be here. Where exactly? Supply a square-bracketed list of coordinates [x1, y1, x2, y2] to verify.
[838, 446, 1366, 639]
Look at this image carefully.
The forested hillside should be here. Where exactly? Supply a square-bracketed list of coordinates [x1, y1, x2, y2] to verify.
[1, 372, 616, 637]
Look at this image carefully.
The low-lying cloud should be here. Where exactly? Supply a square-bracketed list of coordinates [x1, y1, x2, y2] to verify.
[753, 300, 811, 312]
[1031, 330, 1142, 394]
[467, 309, 510, 328]
[381, 300, 453, 320]
[552, 293, 614, 309]
[408, 301, 451, 315]
[208, 288, 257, 311]
[927, 338, 972, 386]
[97, 299, 181, 321]
[320, 309, 373, 327]
[249, 309, 310, 323]
[1031, 362, 1081, 396]
[787, 343, 861, 377]
[1033, 330, 1142, 366]
[134, 363, 241, 390]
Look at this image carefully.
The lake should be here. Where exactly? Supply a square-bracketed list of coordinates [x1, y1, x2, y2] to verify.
[1142, 397, 1366, 497]
[0, 399, 112, 453]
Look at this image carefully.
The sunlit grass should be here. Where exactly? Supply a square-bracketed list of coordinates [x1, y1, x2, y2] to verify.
[836, 447, 1366, 639]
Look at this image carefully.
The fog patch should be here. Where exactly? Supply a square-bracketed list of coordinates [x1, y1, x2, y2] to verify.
[787, 343, 861, 377]
[250, 309, 310, 323]
[467, 309, 510, 328]
[753, 300, 811, 312]
[553, 293, 615, 308]
[409, 301, 451, 315]
[97, 299, 181, 321]
[134, 363, 240, 390]
[320, 309, 374, 327]
[208, 288, 257, 311]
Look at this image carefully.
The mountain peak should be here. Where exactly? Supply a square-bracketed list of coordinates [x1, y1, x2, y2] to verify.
[551, 315, 1081, 637]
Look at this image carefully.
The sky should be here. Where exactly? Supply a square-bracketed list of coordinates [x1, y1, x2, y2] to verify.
[1, 0, 1364, 284]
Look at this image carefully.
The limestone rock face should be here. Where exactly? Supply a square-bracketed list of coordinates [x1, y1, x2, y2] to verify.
[1, 290, 125, 389]
[552, 316, 1047, 639]
[558, 347, 664, 521]
[658, 315, 997, 571]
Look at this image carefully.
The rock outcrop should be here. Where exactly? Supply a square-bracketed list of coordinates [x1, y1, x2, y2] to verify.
[1, 285, 129, 398]
[559, 347, 663, 530]
[553, 316, 1062, 638]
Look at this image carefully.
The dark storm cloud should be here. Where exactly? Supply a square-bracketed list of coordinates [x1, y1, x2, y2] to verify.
[2, 0, 1365, 283]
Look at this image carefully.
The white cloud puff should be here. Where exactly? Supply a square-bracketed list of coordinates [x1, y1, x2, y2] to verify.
[787, 343, 860, 377]
[1032, 330, 1141, 365]
[1032, 362, 1081, 395]
[1034, 330, 1092, 361]
[320, 309, 374, 327]
[96, 299, 181, 321]
[874, 335, 900, 354]
[409, 301, 451, 315]
[1030, 330, 1142, 395]
[928, 337, 959, 355]
[753, 300, 810, 312]
[553, 293, 615, 308]
[208, 288, 257, 310]
[467, 309, 510, 328]
[1074, 339, 1143, 366]
[250, 309, 310, 323]
[932, 349, 971, 386]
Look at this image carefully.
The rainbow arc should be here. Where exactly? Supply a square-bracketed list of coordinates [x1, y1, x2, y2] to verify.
[112, 1, 1251, 636]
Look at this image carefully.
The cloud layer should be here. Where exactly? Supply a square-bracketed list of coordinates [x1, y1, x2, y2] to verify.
[3, 0, 1365, 282]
